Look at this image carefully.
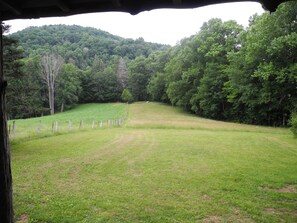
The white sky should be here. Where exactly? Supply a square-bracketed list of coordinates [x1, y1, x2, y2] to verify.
[5, 2, 264, 46]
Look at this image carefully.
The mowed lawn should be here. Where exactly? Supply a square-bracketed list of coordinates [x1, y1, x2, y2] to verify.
[11, 102, 297, 223]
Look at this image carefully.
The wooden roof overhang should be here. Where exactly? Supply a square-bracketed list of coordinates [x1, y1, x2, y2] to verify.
[0, 0, 289, 21]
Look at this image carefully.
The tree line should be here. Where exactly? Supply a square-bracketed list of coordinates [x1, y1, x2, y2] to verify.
[3, 25, 168, 118]
[3, 1, 297, 128]
[131, 1, 297, 127]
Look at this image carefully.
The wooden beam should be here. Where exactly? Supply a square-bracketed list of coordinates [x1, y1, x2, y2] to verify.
[57, 0, 70, 12]
[0, 0, 22, 15]
[0, 21, 14, 223]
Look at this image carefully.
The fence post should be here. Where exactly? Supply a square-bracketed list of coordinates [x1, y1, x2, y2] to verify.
[100, 120, 103, 128]
[13, 121, 16, 136]
[55, 121, 58, 132]
[92, 120, 95, 129]
[37, 120, 41, 135]
[69, 120, 72, 130]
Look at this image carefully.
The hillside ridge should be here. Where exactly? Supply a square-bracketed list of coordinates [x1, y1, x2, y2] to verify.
[10, 24, 170, 68]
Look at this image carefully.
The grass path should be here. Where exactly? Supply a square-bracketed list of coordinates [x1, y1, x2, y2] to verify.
[11, 102, 297, 223]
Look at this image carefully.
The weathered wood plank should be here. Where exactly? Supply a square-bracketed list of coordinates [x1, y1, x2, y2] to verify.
[0, 22, 14, 223]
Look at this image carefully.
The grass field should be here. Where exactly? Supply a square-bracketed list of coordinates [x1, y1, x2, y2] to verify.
[11, 102, 297, 223]
[9, 103, 127, 141]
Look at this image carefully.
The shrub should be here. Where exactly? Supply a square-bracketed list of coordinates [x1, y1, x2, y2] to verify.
[121, 89, 134, 103]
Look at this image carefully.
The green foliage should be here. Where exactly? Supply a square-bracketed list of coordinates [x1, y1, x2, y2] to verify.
[56, 63, 82, 111]
[6, 1, 297, 126]
[289, 113, 297, 137]
[121, 89, 134, 103]
[7, 25, 169, 118]
[3, 27, 45, 119]
[11, 25, 169, 69]
[144, 2, 297, 126]
[225, 1, 297, 125]
[128, 56, 153, 101]
[147, 72, 168, 102]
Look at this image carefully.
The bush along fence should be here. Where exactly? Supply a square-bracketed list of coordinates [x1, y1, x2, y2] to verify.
[8, 109, 129, 141]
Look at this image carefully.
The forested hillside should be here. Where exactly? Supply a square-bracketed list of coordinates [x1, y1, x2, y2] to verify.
[4, 1, 297, 129]
[134, 1, 297, 127]
[11, 25, 168, 69]
[4, 25, 169, 118]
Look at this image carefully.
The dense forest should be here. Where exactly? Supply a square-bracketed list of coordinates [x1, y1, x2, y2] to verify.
[3, 1, 297, 128]
[3, 24, 169, 117]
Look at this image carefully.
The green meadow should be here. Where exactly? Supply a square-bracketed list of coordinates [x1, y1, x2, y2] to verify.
[11, 102, 297, 223]
[9, 103, 127, 141]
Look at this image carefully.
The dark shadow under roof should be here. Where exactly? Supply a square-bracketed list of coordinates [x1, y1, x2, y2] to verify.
[0, 0, 289, 21]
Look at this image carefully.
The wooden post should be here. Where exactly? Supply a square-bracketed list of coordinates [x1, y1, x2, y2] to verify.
[100, 120, 103, 128]
[0, 21, 14, 223]
[37, 120, 41, 135]
[91, 120, 94, 129]
[12, 121, 15, 136]
[69, 120, 72, 130]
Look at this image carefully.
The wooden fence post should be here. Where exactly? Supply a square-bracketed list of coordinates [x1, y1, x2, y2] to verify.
[92, 120, 95, 129]
[0, 21, 14, 223]
[37, 120, 41, 135]
[12, 121, 15, 136]
[80, 120, 84, 129]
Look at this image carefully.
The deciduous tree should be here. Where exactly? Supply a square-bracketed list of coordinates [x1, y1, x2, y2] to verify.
[40, 53, 64, 115]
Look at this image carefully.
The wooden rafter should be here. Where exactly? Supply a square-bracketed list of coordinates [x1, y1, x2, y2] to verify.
[0, 0, 22, 16]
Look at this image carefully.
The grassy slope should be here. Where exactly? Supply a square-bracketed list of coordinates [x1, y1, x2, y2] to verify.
[12, 102, 297, 223]
[9, 103, 127, 141]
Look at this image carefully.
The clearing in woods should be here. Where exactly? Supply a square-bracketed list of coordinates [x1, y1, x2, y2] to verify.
[11, 102, 297, 223]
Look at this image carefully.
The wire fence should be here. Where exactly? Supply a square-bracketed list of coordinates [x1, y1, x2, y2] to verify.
[8, 104, 129, 141]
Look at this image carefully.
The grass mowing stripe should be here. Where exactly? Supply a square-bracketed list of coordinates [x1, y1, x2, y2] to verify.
[11, 102, 297, 223]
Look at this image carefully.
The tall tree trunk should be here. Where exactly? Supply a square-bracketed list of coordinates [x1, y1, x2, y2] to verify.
[41, 53, 63, 116]
[60, 102, 64, 113]
[0, 22, 14, 223]
[50, 86, 54, 115]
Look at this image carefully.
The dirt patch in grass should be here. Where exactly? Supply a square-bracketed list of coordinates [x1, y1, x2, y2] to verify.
[277, 185, 297, 193]
[200, 209, 254, 223]
[265, 208, 297, 216]
[16, 214, 29, 223]
[259, 184, 297, 193]
[201, 215, 221, 223]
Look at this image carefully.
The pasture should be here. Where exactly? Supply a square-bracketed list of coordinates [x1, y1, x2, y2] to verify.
[9, 103, 127, 141]
[11, 102, 297, 222]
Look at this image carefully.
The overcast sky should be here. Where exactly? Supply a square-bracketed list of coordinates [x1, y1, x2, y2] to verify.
[5, 2, 265, 46]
